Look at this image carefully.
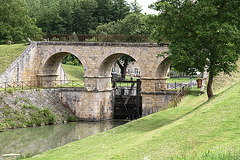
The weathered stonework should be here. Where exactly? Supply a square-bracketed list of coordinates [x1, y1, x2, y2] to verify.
[58, 88, 114, 121]
[0, 41, 172, 121]
[141, 91, 176, 116]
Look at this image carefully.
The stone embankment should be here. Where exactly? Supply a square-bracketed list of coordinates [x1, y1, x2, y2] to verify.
[0, 89, 73, 130]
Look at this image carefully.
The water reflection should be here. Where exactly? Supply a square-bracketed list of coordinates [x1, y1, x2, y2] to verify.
[0, 120, 126, 159]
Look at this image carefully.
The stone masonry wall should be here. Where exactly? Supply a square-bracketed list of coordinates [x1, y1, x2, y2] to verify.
[57, 89, 114, 121]
[0, 42, 67, 86]
[141, 91, 176, 116]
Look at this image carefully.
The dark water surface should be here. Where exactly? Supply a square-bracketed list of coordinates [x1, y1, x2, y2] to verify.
[0, 120, 126, 159]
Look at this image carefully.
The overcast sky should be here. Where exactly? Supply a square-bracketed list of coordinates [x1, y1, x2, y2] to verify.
[126, 0, 159, 15]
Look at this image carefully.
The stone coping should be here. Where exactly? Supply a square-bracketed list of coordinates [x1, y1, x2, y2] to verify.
[141, 91, 178, 95]
[84, 76, 112, 78]
[49, 88, 112, 92]
[36, 41, 170, 47]
[141, 77, 168, 80]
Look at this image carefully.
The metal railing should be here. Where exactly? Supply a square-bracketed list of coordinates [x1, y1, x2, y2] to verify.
[155, 82, 197, 91]
[0, 80, 84, 91]
[171, 87, 190, 108]
[42, 33, 153, 43]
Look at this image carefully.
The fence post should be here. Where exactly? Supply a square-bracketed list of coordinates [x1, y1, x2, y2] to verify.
[175, 82, 177, 89]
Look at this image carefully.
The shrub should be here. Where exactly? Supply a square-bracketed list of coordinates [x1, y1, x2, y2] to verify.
[14, 96, 18, 105]
[6, 88, 14, 94]
[68, 115, 77, 122]
[30, 111, 43, 126]
[42, 108, 56, 125]
[0, 123, 4, 131]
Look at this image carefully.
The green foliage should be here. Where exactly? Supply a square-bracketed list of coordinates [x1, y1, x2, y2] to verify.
[93, 13, 151, 35]
[62, 54, 81, 66]
[24, 0, 131, 34]
[29, 107, 56, 126]
[0, 0, 42, 43]
[41, 108, 56, 125]
[14, 96, 19, 105]
[67, 115, 77, 122]
[6, 88, 14, 94]
[129, 0, 142, 13]
[0, 122, 4, 131]
[151, 0, 240, 98]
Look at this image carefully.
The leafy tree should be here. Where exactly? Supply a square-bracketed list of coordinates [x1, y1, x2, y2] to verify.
[119, 13, 151, 35]
[93, 13, 151, 35]
[152, 0, 240, 99]
[116, 55, 136, 80]
[94, 0, 115, 24]
[129, 0, 142, 13]
[112, 0, 130, 21]
[59, 0, 74, 33]
[25, 0, 67, 33]
[0, 0, 41, 43]
[62, 54, 81, 66]
[72, 0, 98, 34]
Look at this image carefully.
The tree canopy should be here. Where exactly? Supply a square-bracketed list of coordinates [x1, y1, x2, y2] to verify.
[0, 0, 41, 43]
[24, 0, 131, 34]
[152, 0, 240, 98]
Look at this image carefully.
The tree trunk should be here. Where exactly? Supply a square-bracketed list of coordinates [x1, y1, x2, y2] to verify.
[116, 59, 128, 81]
[207, 70, 214, 99]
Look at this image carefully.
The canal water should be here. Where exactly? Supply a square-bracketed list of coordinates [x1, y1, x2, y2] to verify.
[0, 120, 126, 159]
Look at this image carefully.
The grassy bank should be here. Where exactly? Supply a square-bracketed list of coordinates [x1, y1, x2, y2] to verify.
[0, 90, 73, 129]
[28, 79, 240, 159]
[62, 64, 84, 81]
[0, 44, 28, 74]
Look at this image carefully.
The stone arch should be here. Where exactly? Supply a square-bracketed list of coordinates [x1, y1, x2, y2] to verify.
[42, 52, 70, 76]
[155, 57, 171, 78]
[38, 52, 86, 87]
[98, 53, 139, 77]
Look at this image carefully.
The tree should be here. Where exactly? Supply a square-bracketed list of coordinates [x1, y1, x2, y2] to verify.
[152, 0, 240, 99]
[94, 0, 115, 24]
[0, 0, 42, 43]
[116, 55, 136, 80]
[72, 0, 98, 34]
[130, 0, 142, 13]
[112, 0, 130, 21]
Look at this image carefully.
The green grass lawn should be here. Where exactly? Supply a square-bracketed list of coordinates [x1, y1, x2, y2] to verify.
[62, 64, 85, 81]
[28, 77, 240, 160]
[167, 77, 196, 83]
[0, 44, 28, 74]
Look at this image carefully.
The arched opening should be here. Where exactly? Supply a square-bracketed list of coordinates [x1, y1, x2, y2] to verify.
[99, 53, 140, 80]
[39, 52, 85, 87]
[156, 57, 171, 78]
[99, 53, 141, 119]
[155, 57, 171, 91]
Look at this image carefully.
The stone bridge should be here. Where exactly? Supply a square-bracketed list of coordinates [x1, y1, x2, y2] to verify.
[0, 41, 174, 121]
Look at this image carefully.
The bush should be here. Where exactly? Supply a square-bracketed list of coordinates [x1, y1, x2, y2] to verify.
[6, 88, 14, 94]
[42, 108, 56, 125]
[30, 111, 43, 126]
[0, 123, 4, 131]
[67, 115, 77, 122]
